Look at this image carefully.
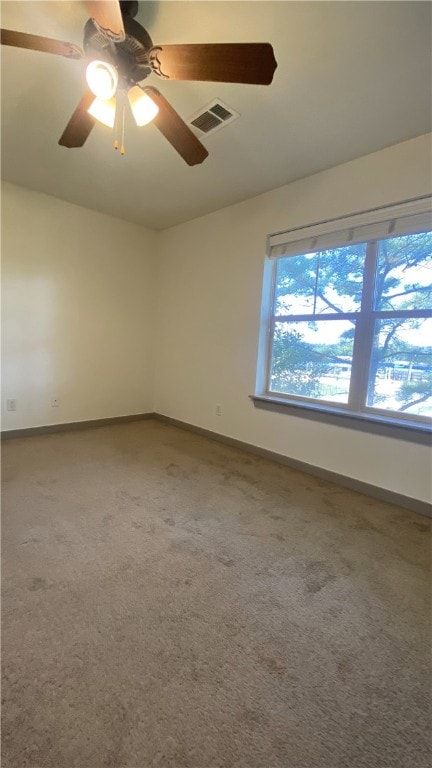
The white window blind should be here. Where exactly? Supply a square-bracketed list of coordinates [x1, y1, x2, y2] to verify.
[268, 199, 432, 259]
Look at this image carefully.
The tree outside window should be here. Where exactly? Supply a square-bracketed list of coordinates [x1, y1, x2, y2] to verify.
[268, 230, 432, 422]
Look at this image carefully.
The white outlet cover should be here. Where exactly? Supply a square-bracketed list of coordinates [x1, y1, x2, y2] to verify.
[7, 399, 16, 411]
[51, 398, 59, 407]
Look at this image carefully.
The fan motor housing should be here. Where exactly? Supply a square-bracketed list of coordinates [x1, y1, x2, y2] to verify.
[83, 16, 154, 85]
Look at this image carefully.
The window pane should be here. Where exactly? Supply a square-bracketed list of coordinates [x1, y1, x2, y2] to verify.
[269, 320, 354, 403]
[367, 317, 432, 417]
[374, 231, 432, 311]
[274, 244, 365, 316]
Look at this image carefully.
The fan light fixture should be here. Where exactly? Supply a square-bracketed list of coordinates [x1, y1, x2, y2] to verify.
[88, 97, 116, 128]
[86, 60, 118, 100]
[128, 86, 159, 126]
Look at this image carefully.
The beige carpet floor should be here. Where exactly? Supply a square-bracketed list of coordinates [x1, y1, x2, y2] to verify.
[1, 419, 431, 768]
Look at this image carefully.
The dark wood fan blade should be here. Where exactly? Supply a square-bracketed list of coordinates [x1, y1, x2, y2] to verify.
[58, 92, 96, 148]
[144, 87, 208, 166]
[86, 1, 125, 42]
[149, 43, 277, 85]
[1, 29, 83, 58]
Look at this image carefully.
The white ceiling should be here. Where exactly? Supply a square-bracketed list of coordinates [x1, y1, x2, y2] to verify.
[1, 1, 431, 230]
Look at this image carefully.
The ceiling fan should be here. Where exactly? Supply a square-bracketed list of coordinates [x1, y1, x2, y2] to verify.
[1, 0, 277, 166]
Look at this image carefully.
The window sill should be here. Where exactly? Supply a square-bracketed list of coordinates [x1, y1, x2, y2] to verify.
[250, 395, 432, 445]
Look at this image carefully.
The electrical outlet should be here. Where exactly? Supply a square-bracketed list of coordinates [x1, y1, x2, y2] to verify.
[215, 404, 222, 416]
[51, 397, 59, 408]
[7, 399, 17, 412]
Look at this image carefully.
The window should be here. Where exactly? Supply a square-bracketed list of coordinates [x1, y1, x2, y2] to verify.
[257, 200, 432, 431]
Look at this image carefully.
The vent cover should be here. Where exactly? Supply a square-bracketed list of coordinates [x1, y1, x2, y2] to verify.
[189, 99, 239, 136]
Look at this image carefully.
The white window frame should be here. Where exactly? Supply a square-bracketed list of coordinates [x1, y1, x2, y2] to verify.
[255, 197, 432, 439]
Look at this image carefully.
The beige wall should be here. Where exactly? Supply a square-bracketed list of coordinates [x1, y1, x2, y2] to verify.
[1, 182, 156, 430]
[154, 134, 432, 503]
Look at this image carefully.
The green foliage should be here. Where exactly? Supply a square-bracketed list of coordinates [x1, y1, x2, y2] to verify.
[398, 374, 432, 412]
[375, 232, 432, 312]
[271, 327, 324, 397]
[275, 244, 364, 315]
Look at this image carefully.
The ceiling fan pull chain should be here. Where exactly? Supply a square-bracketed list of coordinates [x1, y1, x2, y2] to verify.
[120, 105, 126, 155]
[113, 99, 119, 150]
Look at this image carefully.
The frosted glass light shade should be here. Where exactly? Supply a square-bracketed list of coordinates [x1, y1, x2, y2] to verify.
[88, 97, 116, 128]
[128, 86, 159, 126]
[86, 60, 118, 99]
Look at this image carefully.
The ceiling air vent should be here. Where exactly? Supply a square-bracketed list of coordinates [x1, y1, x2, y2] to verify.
[189, 100, 240, 136]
